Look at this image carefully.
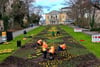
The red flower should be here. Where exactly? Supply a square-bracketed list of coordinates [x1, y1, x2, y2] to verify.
[80, 40, 85, 41]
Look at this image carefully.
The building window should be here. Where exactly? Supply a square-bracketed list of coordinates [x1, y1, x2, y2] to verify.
[56, 16, 57, 19]
[63, 16, 65, 18]
[51, 16, 52, 19]
[47, 16, 49, 19]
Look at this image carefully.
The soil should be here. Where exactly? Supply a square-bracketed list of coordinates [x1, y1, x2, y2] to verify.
[0, 25, 100, 67]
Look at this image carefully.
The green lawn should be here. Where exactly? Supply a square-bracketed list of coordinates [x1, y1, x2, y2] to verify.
[60, 25, 100, 58]
[0, 26, 45, 62]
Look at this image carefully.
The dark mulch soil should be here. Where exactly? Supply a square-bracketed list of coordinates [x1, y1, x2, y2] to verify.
[77, 53, 100, 67]
[0, 56, 40, 67]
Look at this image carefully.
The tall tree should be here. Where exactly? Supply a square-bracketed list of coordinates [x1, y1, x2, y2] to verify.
[91, 0, 100, 10]
[11, 0, 28, 28]
[22, 0, 35, 16]
[64, 0, 93, 28]
[0, 0, 7, 18]
[30, 13, 41, 25]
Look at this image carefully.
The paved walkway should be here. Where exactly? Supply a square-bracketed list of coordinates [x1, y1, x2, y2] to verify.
[0, 26, 38, 43]
[68, 24, 99, 35]
[13, 26, 38, 38]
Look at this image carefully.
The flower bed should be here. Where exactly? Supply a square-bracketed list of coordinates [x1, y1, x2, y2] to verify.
[0, 49, 14, 54]
[0, 25, 100, 67]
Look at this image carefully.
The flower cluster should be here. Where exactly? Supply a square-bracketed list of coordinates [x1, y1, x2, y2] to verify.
[0, 49, 14, 54]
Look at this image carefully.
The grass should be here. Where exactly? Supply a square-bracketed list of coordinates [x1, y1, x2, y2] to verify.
[60, 25, 100, 58]
[0, 26, 45, 62]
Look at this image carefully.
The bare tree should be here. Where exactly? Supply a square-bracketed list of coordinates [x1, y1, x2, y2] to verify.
[0, 0, 7, 17]
[30, 6, 43, 25]
[64, 0, 93, 28]
[22, 0, 35, 16]
[91, 0, 100, 10]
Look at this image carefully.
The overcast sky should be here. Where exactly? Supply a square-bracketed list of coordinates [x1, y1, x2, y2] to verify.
[31, 0, 69, 20]
[34, 0, 69, 13]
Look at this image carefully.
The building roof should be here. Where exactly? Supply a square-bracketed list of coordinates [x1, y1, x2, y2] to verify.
[46, 10, 60, 15]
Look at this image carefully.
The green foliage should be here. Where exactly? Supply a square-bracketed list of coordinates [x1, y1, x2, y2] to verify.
[90, 10, 95, 30]
[90, 28, 100, 31]
[30, 13, 41, 25]
[0, 13, 2, 20]
[46, 39, 63, 43]
[90, 18, 95, 30]
[2, 15, 9, 31]
[11, 0, 28, 28]
[0, 32, 1, 36]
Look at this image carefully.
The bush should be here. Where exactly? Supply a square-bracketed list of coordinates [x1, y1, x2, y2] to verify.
[90, 28, 100, 31]
[2, 15, 9, 31]
[0, 32, 1, 36]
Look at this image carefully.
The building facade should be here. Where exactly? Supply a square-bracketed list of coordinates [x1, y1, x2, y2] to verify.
[45, 11, 60, 24]
[45, 7, 71, 25]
